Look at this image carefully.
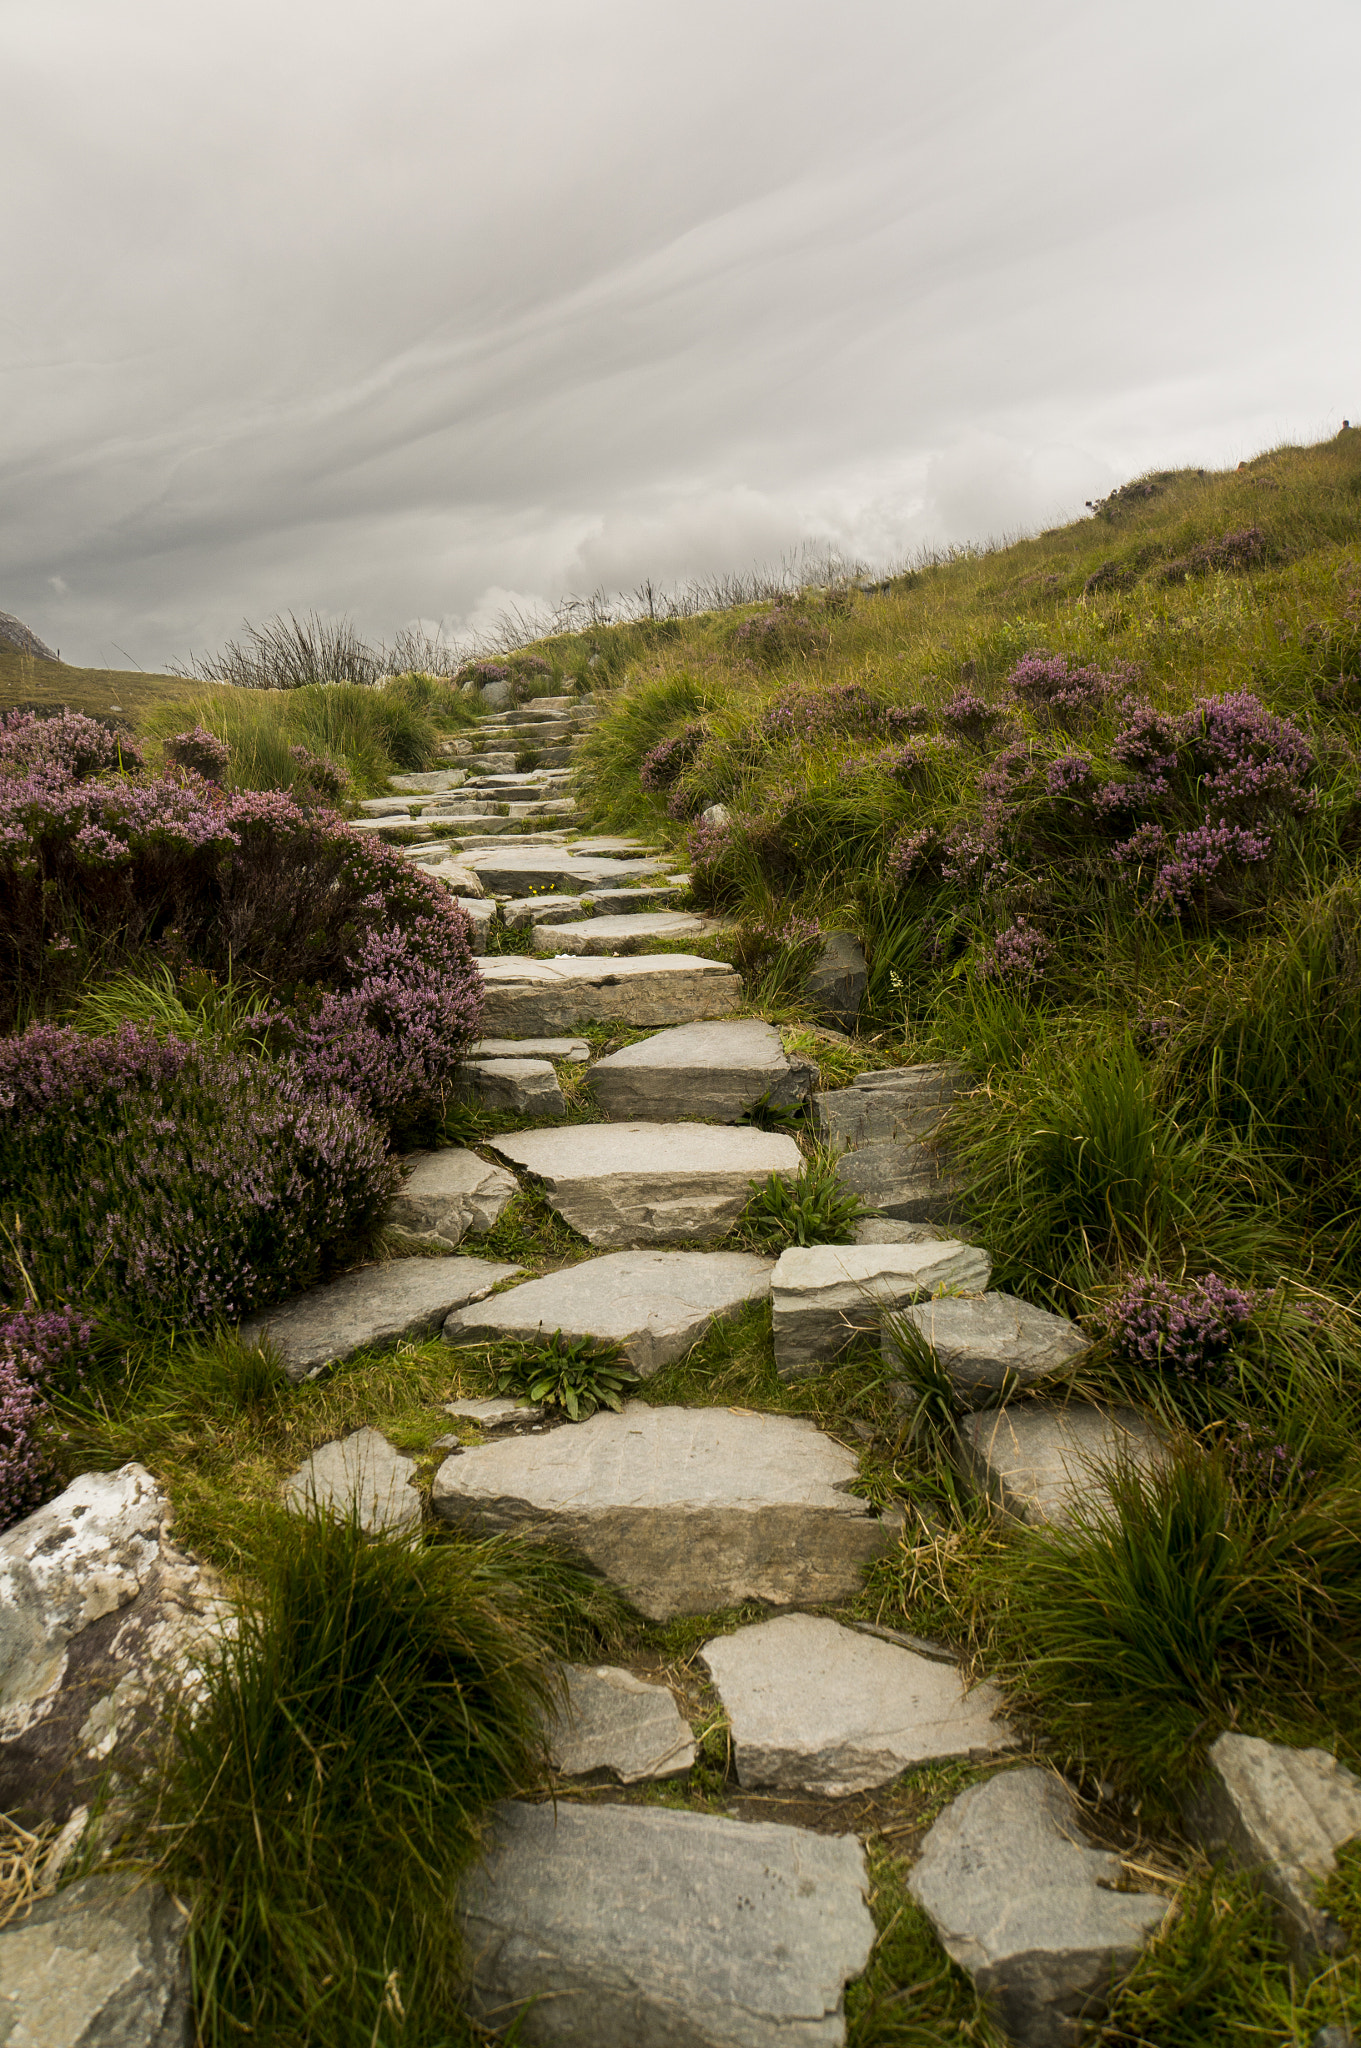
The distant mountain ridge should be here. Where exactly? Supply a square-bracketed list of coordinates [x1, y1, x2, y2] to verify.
[0, 610, 58, 663]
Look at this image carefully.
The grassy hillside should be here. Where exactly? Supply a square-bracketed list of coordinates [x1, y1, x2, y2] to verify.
[0, 640, 187, 722]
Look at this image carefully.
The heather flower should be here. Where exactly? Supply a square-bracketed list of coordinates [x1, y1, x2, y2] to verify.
[978, 917, 1051, 984]
[884, 704, 931, 734]
[734, 607, 830, 665]
[288, 744, 346, 803]
[1150, 819, 1273, 910]
[1221, 1421, 1316, 1502]
[1104, 1272, 1258, 1385]
[887, 826, 937, 884]
[639, 723, 705, 794]
[940, 689, 1004, 743]
[1045, 753, 1094, 798]
[0, 709, 143, 781]
[1182, 693, 1315, 817]
[1008, 653, 1136, 724]
[0, 1305, 97, 1529]
[165, 726, 230, 783]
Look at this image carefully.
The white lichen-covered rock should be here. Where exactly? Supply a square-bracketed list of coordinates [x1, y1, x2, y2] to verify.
[384, 1147, 519, 1249]
[771, 1240, 992, 1377]
[0, 1467, 229, 1824]
[0, 1875, 191, 2047]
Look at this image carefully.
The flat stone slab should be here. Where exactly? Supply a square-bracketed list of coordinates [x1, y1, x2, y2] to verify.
[490, 1123, 801, 1246]
[548, 1664, 696, 1782]
[579, 883, 687, 914]
[431, 1402, 894, 1619]
[703, 1615, 1014, 1795]
[385, 1148, 519, 1249]
[0, 1876, 192, 2048]
[389, 768, 470, 792]
[1188, 1734, 1361, 1963]
[910, 1768, 1169, 2048]
[461, 1801, 875, 2048]
[589, 1019, 815, 1125]
[472, 1036, 590, 1062]
[962, 1403, 1166, 1524]
[241, 1255, 523, 1382]
[466, 848, 667, 895]
[503, 894, 591, 925]
[458, 1056, 565, 1115]
[887, 1293, 1088, 1402]
[771, 1240, 992, 1378]
[284, 1428, 420, 1534]
[851, 1219, 943, 1245]
[457, 896, 494, 951]
[444, 1250, 774, 1374]
[410, 857, 485, 896]
[817, 1066, 967, 1222]
[478, 954, 743, 1034]
[533, 911, 711, 955]
[445, 1396, 544, 1431]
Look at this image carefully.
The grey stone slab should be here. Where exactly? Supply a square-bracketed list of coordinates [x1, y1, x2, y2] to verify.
[462, 1800, 874, 2048]
[431, 1402, 895, 1619]
[887, 1293, 1089, 1403]
[385, 1147, 519, 1249]
[0, 1876, 191, 2048]
[240, 1256, 523, 1383]
[283, 1428, 420, 1534]
[1187, 1734, 1361, 1964]
[961, 1403, 1166, 1525]
[467, 848, 666, 895]
[805, 933, 867, 1029]
[816, 1065, 968, 1221]
[910, 1769, 1169, 2048]
[471, 1036, 591, 1062]
[771, 1241, 993, 1378]
[490, 1123, 801, 1246]
[457, 897, 494, 951]
[444, 1250, 774, 1374]
[410, 858, 485, 896]
[503, 894, 590, 925]
[459, 1057, 565, 1115]
[851, 1219, 944, 1244]
[389, 768, 471, 792]
[703, 1614, 1014, 1795]
[588, 1019, 815, 1125]
[478, 954, 743, 1034]
[532, 911, 712, 955]
[579, 883, 687, 915]
[445, 1396, 544, 1430]
[548, 1664, 696, 1783]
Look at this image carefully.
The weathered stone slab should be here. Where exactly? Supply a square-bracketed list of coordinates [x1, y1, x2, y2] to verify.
[444, 1250, 774, 1374]
[771, 1240, 992, 1377]
[410, 857, 484, 897]
[1187, 1733, 1361, 1964]
[478, 954, 743, 1034]
[702, 1614, 1013, 1794]
[471, 1036, 590, 1062]
[241, 1256, 522, 1383]
[458, 1057, 565, 1115]
[503, 894, 590, 925]
[466, 848, 666, 895]
[490, 1123, 801, 1246]
[961, 1403, 1166, 1524]
[461, 1800, 874, 2048]
[579, 883, 687, 914]
[851, 1219, 942, 1244]
[389, 768, 470, 792]
[0, 1875, 191, 2048]
[548, 1664, 696, 1782]
[283, 1428, 420, 1534]
[385, 1147, 519, 1249]
[533, 911, 711, 955]
[588, 1019, 815, 1124]
[805, 932, 867, 1029]
[444, 1396, 543, 1430]
[431, 1402, 894, 1619]
[0, 1467, 229, 1825]
[887, 1293, 1088, 1402]
[910, 1769, 1169, 2048]
[816, 1066, 969, 1222]
[457, 896, 495, 950]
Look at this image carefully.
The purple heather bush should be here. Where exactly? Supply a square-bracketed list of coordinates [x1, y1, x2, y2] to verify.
[0, 708, 144, 782]
[164, 725, 230, 784]
[1182, 692, 1315, 820]
[733, 606, 830, 666]
[978, 918, 1052, 985]
[287, 744, 347, 803]
[1146, 819, 1274, 910]
[1105, 1271, 1259, 1386]
[1007, 653, 1137, 724]
[638, 722, 705, 795]
[0, 1305, 97, 1529]
[940, 688, 1007, 744]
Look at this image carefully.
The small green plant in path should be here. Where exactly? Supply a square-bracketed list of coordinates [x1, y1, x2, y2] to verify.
[496, 1331, 640, 1420]
[739, 1152, 868, 1248]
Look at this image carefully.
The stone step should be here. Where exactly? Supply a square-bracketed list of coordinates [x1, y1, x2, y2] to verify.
[587, 1018, 813, 1124]
[960, 1402, 1166, 1524]
[499, 744, 575, 768]
[240, 1254, 523, 1383]
[456, 897, 495, 949]
[548, 1664, 697, 1783]
[471, 1035, 590, 1062]
[504, 892, 592, 925]
[886, 1292, 1088, 1404]
[477, 953, 742, 1034]
[572, 882, 688, 915]
[460, 1802, 874, 2047]
[771, 1240, 993, 1378]
[388, 768, 473, 793]
[489, 1122, 801, 1246]
[431, 1401, 896, 1617]
[458, 1056, 566, 1116]
[444, 1249, 774, 1373]
[385, 1148, 518, 1249]
[284, 1428, 420, 1534]
[816, 1064, 970, 1223]
[531, 911, 713, 955]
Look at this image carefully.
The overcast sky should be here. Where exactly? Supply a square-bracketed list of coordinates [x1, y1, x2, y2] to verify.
[3, 0, 1358, 672]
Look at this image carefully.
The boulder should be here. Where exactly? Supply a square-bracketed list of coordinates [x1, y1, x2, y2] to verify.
[431, 1402, 894, 1619]
[384, 1148, 519, 1248]
[0, 1876, 191, 2048]
[471, 1036, 590, 1062]
[548, 1665, 696, 1782]
[702, 1614, 1013, 1794]
[240, 1255, 523, 1383]
[588, 1019, 816, 1124]
[489, 1123, 802, 1246]
[457, 1057, 565, 1116]
[805, 934, 867, 1029]
[283, 1428, 420, 1535]
[444, 1250, 774, 1374]
[886, 1293, 1088, 1402]
[532, 912, 711, 955]
[460, 1801, 875, 2048]
[909, 1769, 1169, 2048]
[961, 1403, 1166, 1524]
[815, 1066, 968, 1222]
[477, 954, 743, 1034]
[771, 1240, 992, 1377]
[0, 1467, 228, 1825]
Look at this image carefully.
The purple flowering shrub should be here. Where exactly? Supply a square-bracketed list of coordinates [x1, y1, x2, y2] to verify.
[1008, 653, 1136, 726]
[0, 1306, 96, 1529]
[940, 689, 1007, 743]
[760, 681, 885, 744]
[164, 726, 230, 783]
[978, 918, 1052, 985]
[287, 744, 347, 804]
[0, 1023, 396, 1327]
[1104, 1271, 1259, 1386]
[639, 723, 706, 795]
[0, 708, 143, 780]
[732, 606, 831, 665]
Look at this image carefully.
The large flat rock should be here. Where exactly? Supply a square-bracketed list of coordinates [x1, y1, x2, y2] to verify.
[385, 1147, 519, 1249]
[1187, 1733, 1361, 1964]
[471, 1036, 590, 1062]
[771, 1240, 992, 1378]
[461, 1801, 875, 2048]
[241, 1255, 522, 1382]
[588, 1019, 815, 1124]
[478, 954, 743, 1034]
[533, 911, 711, 955]
[489, 1123, 801, 1246]
[0, 1875, 191, 2048]
[910, 1769, 1169, 2048]
[548, 1664, 696, 1782]
[466, 848, 666, 895]
[961, 1402, 1166, 1524]
[283, 1428, 420, 1534]
[886, 1292, 1088, 1403]
[816, 1066, 968, 1222]
[431, 1402, 894, 1619]
[444, 1250, 774, 1374]
[702, 1614, 1013, 1794]
[458, 1056, 565, 1115]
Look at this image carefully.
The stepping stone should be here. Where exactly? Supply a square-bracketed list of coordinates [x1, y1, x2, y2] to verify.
[851, 1218, 943, 1244]
[805, 932, 868, 1029]
[703, 1614, 1014, 1794]
[357, 795, 423, 816]
[456, 897, 494, 951]
[579, 884, 686, 915]
[548, 1665, 696, 1782]
[466, 848, 667, 895]
[1188, 1733, 1361, 1964]
[503, 893, 590, 925]
[284, 1428, 420, 1534]
[816, 1065, 968, 1221]
[444, 1250, 774, 1373]
[458, 1056, 565, 1115]
[471, 1035, 590, 1062]
[241, 1255, 522, 1383]
[389, 768, 470, 793]
[385, 1147, 519, 1248]
[0, 1875, 191, 2048]
[461, 1802, 874, 2048]
[961, 1402, 1166, 1524]
[478, 954, 743, 1034]
[490, 1123, 801, 1246]
[588, 1019, 815, 1124]
[444, 1395, 543, 1431]
[410, 857, 484, 895]
[532, 911, 711, 955]
[886, 1293, 1088, 1402]
[431, 1402, 896, 1618]
[910, 1769, 1169, 2047]
[771, 1240, 992, 1378]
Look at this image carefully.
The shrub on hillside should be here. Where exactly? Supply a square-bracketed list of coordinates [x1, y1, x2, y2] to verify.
[164, 725, 230, 783]
[0, 1305, 95, 1528]
[0, 707, 142, 778]
[731, 605, 830, 665]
